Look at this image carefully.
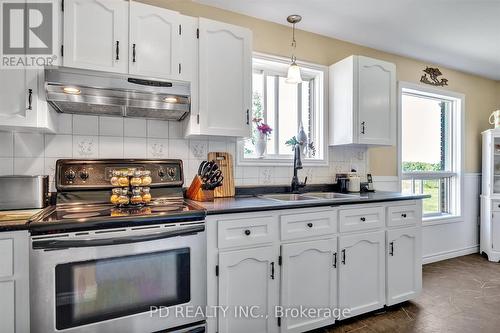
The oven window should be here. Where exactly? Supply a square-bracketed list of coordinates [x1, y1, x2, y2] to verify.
[55, 248, 190, 330]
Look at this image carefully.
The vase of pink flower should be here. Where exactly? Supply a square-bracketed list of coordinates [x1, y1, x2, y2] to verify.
[253, 118, 272, 158]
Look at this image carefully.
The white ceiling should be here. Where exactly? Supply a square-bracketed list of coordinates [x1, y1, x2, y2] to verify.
[194, 0, 500, 81]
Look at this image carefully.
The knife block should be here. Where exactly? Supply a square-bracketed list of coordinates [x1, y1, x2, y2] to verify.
[186, 175, 214, 202]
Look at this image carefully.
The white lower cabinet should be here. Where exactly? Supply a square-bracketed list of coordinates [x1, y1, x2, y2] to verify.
[338, 231, 385, 318]
[218, 246, 279, 333]
[280, 239, 337, 333]
[386, 227, 422, 305]
[0, 231, 29, 333]
[207, 202, 422, 333]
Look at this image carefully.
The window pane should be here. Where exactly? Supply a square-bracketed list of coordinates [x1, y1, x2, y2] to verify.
[402, 94, 449, 171]
[301, 81, 310, 140]
[278, 76, 298, 155]
[403, 177, 451, 216]
[422, 179, 441, 215]
[244, 73, 265, 157]
[266, 76, 276, 155]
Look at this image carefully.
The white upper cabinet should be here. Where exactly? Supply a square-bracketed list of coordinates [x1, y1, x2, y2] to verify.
[329, 55, 396, 146]
[218, 246, 278, 333]
[129, 2, 181, 79]
[191, 18, 252, 137]
[0, 69, 56, 132]
[281, 239, 337, 333]
[63, 0, 129, 73]
[338, 231, 385, 318]
[386, 227, 422, 305]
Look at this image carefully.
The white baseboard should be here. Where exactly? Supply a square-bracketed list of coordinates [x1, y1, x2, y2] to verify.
[422, 245, 479, 264]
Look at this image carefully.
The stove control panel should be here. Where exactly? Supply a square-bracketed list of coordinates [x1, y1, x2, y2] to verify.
[56, 159, 184, 191]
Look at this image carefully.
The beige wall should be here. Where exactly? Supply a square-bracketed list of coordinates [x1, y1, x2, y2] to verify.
[141, 0, 499, 175]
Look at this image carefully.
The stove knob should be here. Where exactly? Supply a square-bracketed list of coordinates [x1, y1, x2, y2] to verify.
[167, 167, 176, 179]
[80, 169, 89, 181]
[158, 168, 166, 178]
[65, 169, 76, 182]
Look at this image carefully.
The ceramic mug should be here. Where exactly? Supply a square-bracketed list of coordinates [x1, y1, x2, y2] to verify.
[489, 110, 500, 128]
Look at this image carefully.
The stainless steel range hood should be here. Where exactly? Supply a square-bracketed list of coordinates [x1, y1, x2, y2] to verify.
[44, 67, 191, 121]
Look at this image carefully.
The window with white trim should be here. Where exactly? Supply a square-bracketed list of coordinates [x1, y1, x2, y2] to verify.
[238, 54, 327, 166]
[400, 86, 463, 219]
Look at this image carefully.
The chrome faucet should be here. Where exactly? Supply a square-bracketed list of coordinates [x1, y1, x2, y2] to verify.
[291, 144, 307, 193]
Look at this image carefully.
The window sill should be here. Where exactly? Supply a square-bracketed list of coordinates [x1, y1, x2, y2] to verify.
[423, 214, 463, 226]
[237, 157, 329, 167]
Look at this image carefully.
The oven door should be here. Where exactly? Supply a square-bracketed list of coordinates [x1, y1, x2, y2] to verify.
[30, 222, 206, 333]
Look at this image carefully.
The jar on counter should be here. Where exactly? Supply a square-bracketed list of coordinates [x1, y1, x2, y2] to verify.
[118, 174, 129, 187]
[110, 170, 121, 186]
[141, 187, 152, 204]
[118, 188, 130, 205]
[130, 170, 142, 187]
[110, 188, 121, 204]
[130, 188, 143, 205]
[142, 170, 152, 186]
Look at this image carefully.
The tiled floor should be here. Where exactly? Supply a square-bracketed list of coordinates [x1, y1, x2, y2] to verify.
[314, 254, 500, 333]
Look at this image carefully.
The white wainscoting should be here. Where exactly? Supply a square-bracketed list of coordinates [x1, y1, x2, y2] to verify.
[374, 174, 480, 264]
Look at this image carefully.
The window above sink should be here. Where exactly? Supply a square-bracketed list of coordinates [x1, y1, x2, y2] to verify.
[237, 53, 328, 166]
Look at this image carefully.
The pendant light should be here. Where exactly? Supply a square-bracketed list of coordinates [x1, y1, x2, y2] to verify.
[286, 14, 302, 84]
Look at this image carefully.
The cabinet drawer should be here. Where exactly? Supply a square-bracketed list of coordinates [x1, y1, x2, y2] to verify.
[218, 215, 276, 249]
[387, 204, 419, 227]
[280, 209, 337, 241]
[492, 201, 500, 211]
[339, 206, 385, 233]
[0, 239, 13, 278]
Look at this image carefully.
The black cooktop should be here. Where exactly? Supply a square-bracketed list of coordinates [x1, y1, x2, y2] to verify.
[29, 199, 206, 235]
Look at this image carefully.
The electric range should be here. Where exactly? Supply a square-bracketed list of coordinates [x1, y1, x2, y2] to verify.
[29, 159, 207, 333]
[29, 159, 206, 234]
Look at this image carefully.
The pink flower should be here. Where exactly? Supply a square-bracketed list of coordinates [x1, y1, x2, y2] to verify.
[257, 123, 273, 135]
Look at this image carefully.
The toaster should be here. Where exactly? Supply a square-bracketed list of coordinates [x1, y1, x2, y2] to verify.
[0, 175, 49, 210]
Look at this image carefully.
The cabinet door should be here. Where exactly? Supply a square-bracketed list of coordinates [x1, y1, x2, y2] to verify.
[0, 69, 39, 129]
[63, 0, 128, 73]
[491, 212, 500, 251]
[0, 281, 14, 333]
[218, 246, 278, 333]
[281, 239, 337, 333]
[386, 227, 422, 305]
[357, 56, 396, 145]
[339, 231, 385, 317]
[129, 2, 180, 79]
[198, 18, 252, 137]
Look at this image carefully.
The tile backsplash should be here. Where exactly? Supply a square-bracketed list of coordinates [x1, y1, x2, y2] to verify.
[0, 114, 368, 191]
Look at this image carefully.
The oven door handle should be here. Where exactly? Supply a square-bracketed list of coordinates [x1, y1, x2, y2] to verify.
[32, 225, 205, 250]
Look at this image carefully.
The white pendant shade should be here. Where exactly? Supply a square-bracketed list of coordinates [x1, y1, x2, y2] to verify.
[286, 62, 302, 84]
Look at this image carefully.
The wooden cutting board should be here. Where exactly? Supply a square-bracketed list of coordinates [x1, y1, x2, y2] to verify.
[207, 152, 235, 198]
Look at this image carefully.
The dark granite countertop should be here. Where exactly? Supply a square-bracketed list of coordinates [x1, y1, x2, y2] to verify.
[190, 191, 430, 215]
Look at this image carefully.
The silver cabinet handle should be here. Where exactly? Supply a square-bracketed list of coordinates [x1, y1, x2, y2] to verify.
[389, 241, 394, 256]
[115, 41, 119, 60]
[361, 121, 366, 134]
[132, 43, 136, 62]
[341, 249, 346, 264]
[246, 109, 250, 125]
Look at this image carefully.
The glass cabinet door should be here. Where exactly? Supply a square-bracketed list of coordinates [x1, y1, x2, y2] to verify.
[494, 138, 500, 194]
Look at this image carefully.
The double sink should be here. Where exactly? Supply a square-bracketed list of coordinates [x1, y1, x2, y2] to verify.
[259, 192, 360, 202]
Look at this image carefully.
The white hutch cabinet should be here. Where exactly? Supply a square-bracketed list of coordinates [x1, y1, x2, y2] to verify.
[480, 129, 500, 261]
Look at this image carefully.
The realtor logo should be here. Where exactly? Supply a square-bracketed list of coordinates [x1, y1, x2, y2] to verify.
[2, 2, 52, 54]
[1, 1, 56, 68]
